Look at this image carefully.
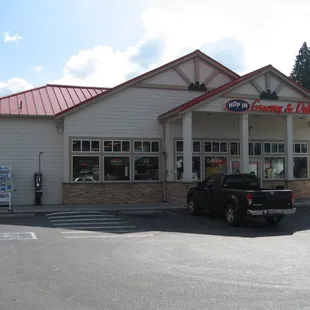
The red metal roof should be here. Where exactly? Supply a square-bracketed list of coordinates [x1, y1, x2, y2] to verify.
[0, 84, 108, 116]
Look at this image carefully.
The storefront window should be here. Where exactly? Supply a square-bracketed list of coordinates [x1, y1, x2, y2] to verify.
[264, 157, 285, 179]
[104, 140, 130, 152]
[230, 142, 240, 155]
[104, 157, 130, 181]
[176, 156, 201, 180]
[72, 140, 100, 152]
[175, 140, 201, 153]
[294, 143, 308, 154]
[264, 142, 284, 154]
[205, 156, 227, 178]
[294, 157, 308, 178]
[231, 160, 260, 177]
[249, 142, 262, 155]
[230, 142, 261, 156]
[134, 141, 159, 153]
[134, 157, 159, 181]
[203, 141, 228, 153]
[72, 156, 100, 181]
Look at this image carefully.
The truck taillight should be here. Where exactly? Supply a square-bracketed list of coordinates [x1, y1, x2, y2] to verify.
[292, 193, 295, 205]
[247, 193, 253, 206]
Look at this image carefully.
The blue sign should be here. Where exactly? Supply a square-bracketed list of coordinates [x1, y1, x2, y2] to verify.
[225, 99, 250, 113]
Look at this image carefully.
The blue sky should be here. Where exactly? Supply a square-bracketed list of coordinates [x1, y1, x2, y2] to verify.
[0, 0, 147, 90]
[0, 0, 308, 95]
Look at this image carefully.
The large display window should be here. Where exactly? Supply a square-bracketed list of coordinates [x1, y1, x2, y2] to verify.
[205, 156, 227, 177]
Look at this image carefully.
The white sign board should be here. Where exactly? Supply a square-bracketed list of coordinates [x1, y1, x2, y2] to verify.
[0, 166, 12, 210]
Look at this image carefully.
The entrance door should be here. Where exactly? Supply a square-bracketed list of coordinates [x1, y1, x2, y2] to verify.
[231, 159, 261, 179]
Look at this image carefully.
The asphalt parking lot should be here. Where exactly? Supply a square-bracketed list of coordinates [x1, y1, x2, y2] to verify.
[0, 207, 310, 309]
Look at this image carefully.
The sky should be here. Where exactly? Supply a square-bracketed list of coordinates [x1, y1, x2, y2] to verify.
[0, 0, 309, 96]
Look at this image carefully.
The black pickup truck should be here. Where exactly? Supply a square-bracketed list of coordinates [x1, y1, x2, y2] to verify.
[186, 173, 296, 226]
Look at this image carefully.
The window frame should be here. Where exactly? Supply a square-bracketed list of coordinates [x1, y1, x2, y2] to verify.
[293, 155, 308, 179]
[103, 155, 132, 182]
[175, 155, 202, 181]
[175, 140, 202, 153]
[293, 142, 308, 155]
[72, 139, 101, 152]
[229, 141, 240, 156]
[263, 142, 285, 154]
[203, 141, 228, 154]
[249, 141, 262, 156]
[133, 140, 160, 153]
[71, 155, 101, 182]
[103, 140, 131, 153]
[263, 156, 285, 180]
[133, 155, 161, 182]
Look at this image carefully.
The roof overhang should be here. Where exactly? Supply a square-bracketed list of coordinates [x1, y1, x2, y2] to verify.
[158, 65, 310, 122]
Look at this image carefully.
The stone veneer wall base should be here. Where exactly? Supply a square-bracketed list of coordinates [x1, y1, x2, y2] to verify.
[63, 182, 196, 205]
[63, 180, 310, 205]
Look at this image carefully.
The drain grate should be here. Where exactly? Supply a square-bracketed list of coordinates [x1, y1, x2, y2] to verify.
[0, 232, 37, 240]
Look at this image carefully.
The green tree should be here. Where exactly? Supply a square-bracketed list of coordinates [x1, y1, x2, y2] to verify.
[290, 42, 310, 90]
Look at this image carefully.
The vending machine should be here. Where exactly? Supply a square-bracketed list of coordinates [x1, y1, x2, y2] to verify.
[0, 166, 13, 211]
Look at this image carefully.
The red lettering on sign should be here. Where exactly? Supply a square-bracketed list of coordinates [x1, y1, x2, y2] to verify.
[251, 99, 283, 114]
[284, 103, 294, 113]
[296, 102, 310, 114]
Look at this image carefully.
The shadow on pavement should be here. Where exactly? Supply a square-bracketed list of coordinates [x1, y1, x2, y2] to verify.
[0, 208, 309, 238]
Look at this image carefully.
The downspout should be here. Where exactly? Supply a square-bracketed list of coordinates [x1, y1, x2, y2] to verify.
[162, 122, 167, 202]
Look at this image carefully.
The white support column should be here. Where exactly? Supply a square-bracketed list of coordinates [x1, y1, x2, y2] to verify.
[240, 113, 249, 173]
[183, 111, 193, 182]
[164, 121, 174, 181]
[284, 115, 294, 180]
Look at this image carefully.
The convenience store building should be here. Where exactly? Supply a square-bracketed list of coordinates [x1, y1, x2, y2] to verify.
[1, 49, 310, 206]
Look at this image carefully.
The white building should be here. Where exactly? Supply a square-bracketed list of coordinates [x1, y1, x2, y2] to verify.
[1, 49, 310, 206]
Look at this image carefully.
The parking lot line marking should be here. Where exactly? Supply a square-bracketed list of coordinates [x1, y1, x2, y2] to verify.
[0, 232, 37, 240]
[53, 221, 126, 226]
[46, 211, 106, 216]
[48, 214, 115, 219]
[55, 225, 137, 229]
[64, 233, 154, 239]
[61, 229, 144, 234]
[30, 232, 37, 239]
[164, 210, 180, 216]
[50, 218, 122, 222]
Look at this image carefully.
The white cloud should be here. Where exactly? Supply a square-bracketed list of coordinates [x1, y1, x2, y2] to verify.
[35, 65, 43, 72]
[3, 31, 22, 43]
[53, 0, 310, 87]
[53, 45, 141, 87]
[0, 78, 33, 95]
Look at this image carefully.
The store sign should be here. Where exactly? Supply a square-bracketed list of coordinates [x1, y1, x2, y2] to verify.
[251, 99, 310, 115]
[110, 158, 123, 166]
[206, 157, 226, 164]
[225, 99, 250, 113]
[224, 99, 310, 115]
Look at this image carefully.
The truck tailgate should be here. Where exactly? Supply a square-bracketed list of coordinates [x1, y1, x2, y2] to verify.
[251, 190, 293, 209]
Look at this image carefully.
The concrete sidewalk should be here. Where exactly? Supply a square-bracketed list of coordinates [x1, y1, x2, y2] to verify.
[0, 203, 184, 215]
[0, 200, 309, 217]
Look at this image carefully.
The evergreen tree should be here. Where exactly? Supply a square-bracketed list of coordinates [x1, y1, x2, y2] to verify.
[290, 42, 310, 90]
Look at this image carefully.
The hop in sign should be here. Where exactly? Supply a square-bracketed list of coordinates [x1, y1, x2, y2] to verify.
[225, 99, 250, 113]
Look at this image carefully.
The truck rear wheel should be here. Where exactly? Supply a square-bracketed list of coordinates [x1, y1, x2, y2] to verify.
[265, 216, 282, 226]
[187, 197, 199, 215]
[225, 204, 242, 226]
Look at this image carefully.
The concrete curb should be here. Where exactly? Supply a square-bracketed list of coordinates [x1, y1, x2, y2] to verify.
[0, 204, 185, 215]
[0, 213, 36, 219]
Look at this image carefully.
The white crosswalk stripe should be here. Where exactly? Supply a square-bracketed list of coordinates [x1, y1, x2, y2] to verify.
[45, 211, 149, 238]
